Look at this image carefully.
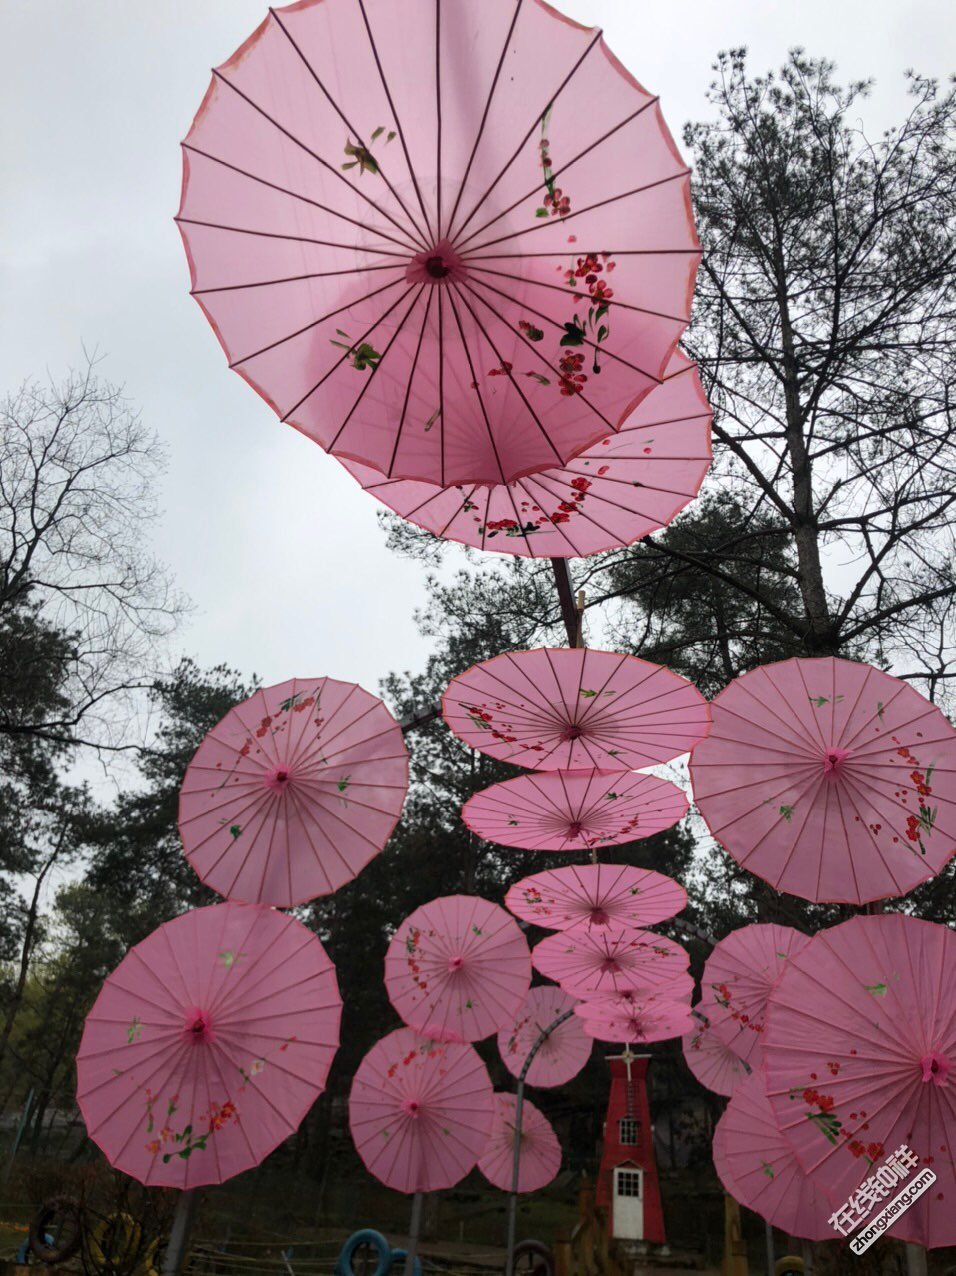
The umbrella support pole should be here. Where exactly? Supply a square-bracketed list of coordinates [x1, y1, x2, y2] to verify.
[550, 559, 584, 648]
[763, 1220, 774, 1275]
[905, 1243, 928, 1276]
[406, 1191, 424, 1276]
[162, 1188, 200, 1276]
[505, 1009, 575, 1276]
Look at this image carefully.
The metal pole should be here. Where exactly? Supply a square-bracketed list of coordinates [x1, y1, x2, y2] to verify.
[505, 1009, 575, 1276]
[2, 1087, 33, 1185]
[763, 1219, 774, 1275]
[405, 1191, 424, 1276]
[904, 1243, 928, 1276]
[162, 1188, 200, 1276]
[550, 559, 580, 647]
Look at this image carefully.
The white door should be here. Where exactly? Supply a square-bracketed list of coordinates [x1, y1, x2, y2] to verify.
[612, 1167, 644, 1240]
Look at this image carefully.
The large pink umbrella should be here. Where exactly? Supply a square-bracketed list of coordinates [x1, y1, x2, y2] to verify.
[577, 998, 693, 1044]
[764, 913, 955, 1250]
[690, 656, 956, 903]
[76, 902, 342, 1187]
[179, 676, 408, 906]
[340, 351, 711, 555]
[385, 896, 531, 1043]
[349, 1027, 495, 1193]
[714, 1073, 834, 1242]
[700, 924, 808, 1067]
[682, 1012, 750, 1098]
[443, 647, 709, 771]
[463, 770, 688, 854]
[479, 1094, 561, 1193]
[533, 927, 689, 996]
[506, 864, 687, 932]
[498, 986, 591, 1089]
[177, 0, 699, 488]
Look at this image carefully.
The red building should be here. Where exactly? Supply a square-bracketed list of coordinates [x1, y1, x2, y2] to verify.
[596, 1050, 666, 1245]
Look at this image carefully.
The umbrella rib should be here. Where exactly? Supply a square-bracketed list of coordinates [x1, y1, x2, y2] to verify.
[444, 0, 524, 238]
[355, 0, 435, 241]
[437, 286, 448, 485]
[434, 0, 443, 240]
[212, 69, 427, 253]
[465, 170, 691, 257]
[267, 6, 432, 248]
[465, 272, 661, 380]
[465, 261, 689, 324]
[287, 284, 421, 427]
[231, 275, 406, 370]
[442, 287, 513, 483]
[449, 281, 568, 465]
[191, 262, 405, 296]
[386, 285, 436, 476]
[455, 97, 658, 250]
[456, 278, 617, 433]
[467, 248, 701, 261]
[176, 216, 412, 258]
[181, 143, 418, 254]
[451, 29, 603, 243]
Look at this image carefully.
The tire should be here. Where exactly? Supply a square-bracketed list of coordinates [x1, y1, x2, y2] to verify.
[774, 1258, 804, 1276]
[511, 1239, 554, 1276]
[336, 1229, 393, 1276]
[29, 1195, 83, 1265]
[391, 1248, 423, 1275]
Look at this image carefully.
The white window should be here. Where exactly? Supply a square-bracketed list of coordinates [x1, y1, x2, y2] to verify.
[616, 1169, 642, 1198]
[618, 1117, 639, 1145]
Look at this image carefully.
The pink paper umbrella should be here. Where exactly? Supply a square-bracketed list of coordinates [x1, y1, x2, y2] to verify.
[574, 971, 695, 1019]
[533, 927, 689, 996]
[577, 997, 693, 1044]
[690, 656, 956, 903]
[177, 0, 700, 488]
[700, 924, 808, 1068]
[506, 864, 687, 933]
[76, 902, 342, 1188]
[443, 647, 709, 771]
[765, 913, 956, 1250]
[498, 986, 591, 1088]
[682, 1011, 750, 1097]
[385, 896, 531, 1043]
[349, 1027, 494, 1193]
[479, 1094, 561, 1193]
[714, 1073, 834, 1242]
[340, 350, 711, 555]
[179, 676, 408, 906]
[463, 770, 688, 854]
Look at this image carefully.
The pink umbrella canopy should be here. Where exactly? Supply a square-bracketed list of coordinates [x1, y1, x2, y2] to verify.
[349, 1027, 495, 1193]
[479, 1093, 561, 1193]
[506, 864, 687, 932]
[533, 927, 689, 996]
[385, 896, 531, 1043]
[179, 676, 408, 906]
[765, 913, 956, 1250]
[700, 924, 808, 1068]
[463, 770, 688, 853]
[340, 350, 711, 555]
[177, 0, 700, 488]
[443, 647, 710, 771]
[76, 902, 342, 1188]
[498, 985, 591, 1088]
[577, 997, 693, 1044]
[682, 1012, 750, 1098]
[690, 657, 956, 903]
[714, 1073, 834, 1242]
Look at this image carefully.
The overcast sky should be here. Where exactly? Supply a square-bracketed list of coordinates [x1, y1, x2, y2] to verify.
[2, 0, 952, 708]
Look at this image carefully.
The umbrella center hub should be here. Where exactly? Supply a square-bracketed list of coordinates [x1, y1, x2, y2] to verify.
[822, 746, 852, 779]
[920, 1049, 950, 1086]
[447, 954, 465, 973]
[560, 725, 584, 742]
[590, 907, 611, 926]
[401, 1098, 422, 1118]
[264, 766, 294, 793]
[567, 821, 584, 838]
[406, 238, 467, 287]
[182, 1007, 215, 1045]
[599, 957, 620, 974]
